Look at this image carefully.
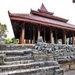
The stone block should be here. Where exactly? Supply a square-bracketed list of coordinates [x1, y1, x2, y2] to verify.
[70, 62, 75, 70]
[60, 63, 69, 71]
[0, 54, 5, 65]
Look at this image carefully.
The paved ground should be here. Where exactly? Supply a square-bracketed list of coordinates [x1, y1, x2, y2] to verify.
[64, 70, 75, 75]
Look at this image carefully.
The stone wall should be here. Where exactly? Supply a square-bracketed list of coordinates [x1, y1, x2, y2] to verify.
[60, 61, 75, 71]
[1, 43, 75, 71]
[35, 41, 75, 71]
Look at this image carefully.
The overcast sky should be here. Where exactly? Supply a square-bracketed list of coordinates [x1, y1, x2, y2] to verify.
[0, 0, 75, 38]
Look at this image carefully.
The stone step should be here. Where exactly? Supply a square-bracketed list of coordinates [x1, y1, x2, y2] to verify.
[0, 44, 34, 50]
[0, 49, 33, 54]
[0, 49, 25, 54]
[5, 55, 33, 61]
[5, 52, 24, 56]
[4, 60, 34, 65]
[0, 61, 59, 72]
[0, 66, 63, 75]
[33, 54, 54, 61]
[55, 68, 64, 75]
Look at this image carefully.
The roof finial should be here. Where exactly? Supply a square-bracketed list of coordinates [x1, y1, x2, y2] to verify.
[40, 3, 48, 12]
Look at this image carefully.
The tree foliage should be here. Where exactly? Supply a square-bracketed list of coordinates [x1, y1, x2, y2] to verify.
[0, 23, 7, 35]
[11, 37, 19, 44]
[5, 38, 12, 44]
[0, 23, 7, 44]
[5, 37, 19, 44]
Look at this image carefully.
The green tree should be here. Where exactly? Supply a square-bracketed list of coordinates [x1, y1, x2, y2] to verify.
[0, 23, 7, 34]
[0, 23, 7, 44]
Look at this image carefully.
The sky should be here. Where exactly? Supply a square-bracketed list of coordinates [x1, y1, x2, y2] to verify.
[0, 0, 75, 38]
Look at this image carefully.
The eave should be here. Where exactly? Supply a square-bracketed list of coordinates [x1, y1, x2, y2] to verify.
[9, 15, 75, 31]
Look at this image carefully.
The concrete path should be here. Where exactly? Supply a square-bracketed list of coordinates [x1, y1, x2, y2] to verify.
[64, 70, 75, 75]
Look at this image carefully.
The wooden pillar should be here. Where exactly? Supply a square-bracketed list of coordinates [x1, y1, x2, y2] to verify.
[50, 29, 53, 43]
[38, 26, 40, 38]
[29, 27, 32, 44]
[33, 26, 35, 44]
[72, 32, 74, 44]
[69, 37, 71, 44]
[54, 31, 58, 44]
[44, 27, 46, 42]
[19, 24, 25, 44]
[62, 30, 66, 44]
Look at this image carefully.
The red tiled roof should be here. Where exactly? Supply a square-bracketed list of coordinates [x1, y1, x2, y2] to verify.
[8, 4, 75, 31]
[9, 13, 75, 31]
[30, 10, 68, 22]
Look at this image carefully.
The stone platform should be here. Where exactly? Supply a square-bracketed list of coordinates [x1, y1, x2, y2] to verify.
[0, 44, 63, 75]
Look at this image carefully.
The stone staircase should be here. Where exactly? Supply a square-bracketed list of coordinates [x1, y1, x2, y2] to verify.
[0, 49, 34, 65]
[0, 48, 63, 75]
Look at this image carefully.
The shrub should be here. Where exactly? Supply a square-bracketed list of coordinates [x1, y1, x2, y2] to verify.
[5, 38, 12, 44]
[11, 37, 19, 44]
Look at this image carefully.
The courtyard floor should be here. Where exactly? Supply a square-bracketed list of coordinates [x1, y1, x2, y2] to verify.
[64, 70, 75, 75]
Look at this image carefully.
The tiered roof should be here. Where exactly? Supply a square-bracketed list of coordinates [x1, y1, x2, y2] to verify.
[9, 4, 75, 31]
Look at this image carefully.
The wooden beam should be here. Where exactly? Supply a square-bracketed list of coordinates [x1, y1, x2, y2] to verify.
[44, 27, 46, 42]
[50, 28, 53, 43]
[33, 26, 35, 44]
[38, 26, 40, 37]
[72, 32, 74, 44]
[62, 30, 66, 44]
[19, 23, 25, 44]
[54, 30, 58, 44]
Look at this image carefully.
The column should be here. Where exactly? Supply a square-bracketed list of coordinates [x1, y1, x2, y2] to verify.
[50, 29, 53, 43]
[62, 30, 66, 44]
[54, 31, 58, 44]
[44, 27, 46, 42]
[72, 32, 74, 44]
[29, 27, 32, 44]
[38, 26, 40, 38]
[33, 26, 35, 44]
[19, 24, 25, 44]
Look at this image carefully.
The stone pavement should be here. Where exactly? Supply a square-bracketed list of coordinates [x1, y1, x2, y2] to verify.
[64, 70, 75, 75]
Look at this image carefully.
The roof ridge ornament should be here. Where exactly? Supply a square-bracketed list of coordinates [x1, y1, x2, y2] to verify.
[38, 3, 54, 15]
[40, 3, 48, 12]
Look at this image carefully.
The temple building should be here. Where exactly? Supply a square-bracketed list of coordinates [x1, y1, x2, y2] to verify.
[8, 4, 75, 44]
